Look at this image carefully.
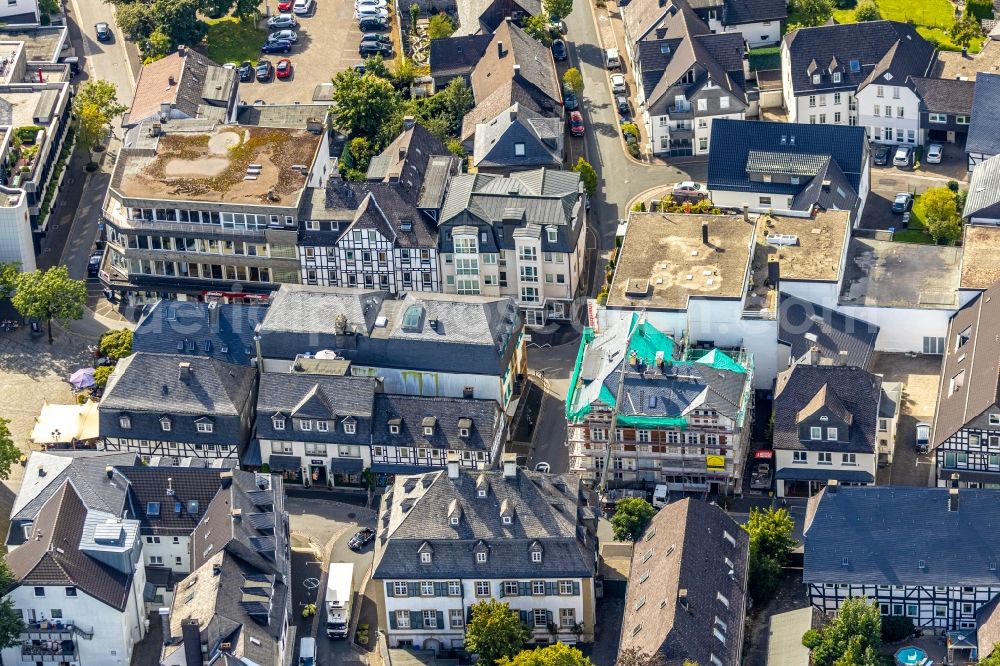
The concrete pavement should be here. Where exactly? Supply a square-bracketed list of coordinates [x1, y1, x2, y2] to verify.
[65, 0, 138, 97]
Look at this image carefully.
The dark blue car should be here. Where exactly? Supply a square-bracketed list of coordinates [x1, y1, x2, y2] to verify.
[261, 39, 292, 54]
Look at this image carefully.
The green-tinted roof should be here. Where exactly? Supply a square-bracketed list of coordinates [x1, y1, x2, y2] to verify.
[694, 348, 747, 374]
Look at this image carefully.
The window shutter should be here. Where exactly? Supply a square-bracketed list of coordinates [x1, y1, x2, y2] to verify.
[518, 582, 531, 597]
[413, 611, 424, 629]
[436, 610, 444, 630]
[408, 582, 420, 597]
[385, 582, 394, 598]
[519, 610, 529, 626]
[467, 606, 474, 623]
[546, 610, 553, 625]
[573, 581, 581, 595]
[545, 582, 557, 596]
[389, 612, 398, 630]
[434, 582, 447, 597]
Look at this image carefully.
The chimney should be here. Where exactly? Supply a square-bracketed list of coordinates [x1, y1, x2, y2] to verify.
[167, 75, 176, 87]
[159, 608, 172, 644]
[220, 469, 233, 488]
[827, 479, 839, 493]
[678, 588, 689, 610]
[502, 452, 518, 479]
[513, 63, 521, 77]
[463, 386, 475, 399]
[629, 350, 638, 366]
[808, 346, 820, 365]
[403, 115, 415, 130]
[948, 488, 959, 512]
[951, 472, 960, 489]
[742, 204, 749, 222]
[177, 44, 186, 57]
[837, 350, 849, 366]
[207, 301, 219, 329]
[178, 362, 191, 382]
[701, 222, 709, 245]
[497, 41, 505, 58]
[105, 466, 114, 480]
[446, 451, 461, 479]
[213, 563, 222, 576]
[166, 477, 175, 496]
[231, 508, 242, 522]
[962, 46, 968, 57]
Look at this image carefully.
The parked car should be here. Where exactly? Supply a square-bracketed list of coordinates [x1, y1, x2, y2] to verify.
[610, 73, 626, 94]
[926, 143, 943, 164]
[891, 192, 913, 213]
[267, 13, 297, 28]
[548, 17, 566, 34]
[563, 89, 578, 110]
[255, 60, 274, 81]
[893, 145, 913, 167]
[293, 0, 314, 14]
[358, 16, 388, 30]
[915, 422, 930, 454]
[361, 32, 391, 45]
[615, 94, 631, 115]
[534, 462, 551, 473]
[87, 252, 103, 276]
[237, 61, 254, 82]
[277, 0, 293, 10]
[748, 449, 774, 492]
[551, 39, 567, 61]
[355, 6, 388, 20]
[355, 0, 387, 8]
[95, 22, 111, 41]
[672, 181, 705, 200]
[268, 29, 298, 42]
[872, 144, 891, 166]
[276, 58, 292, 78]
[359, 40, 391, 56]
[261, 39, 292, 54]
[348, 527, 375, 550]
[569, 110, 584, 137]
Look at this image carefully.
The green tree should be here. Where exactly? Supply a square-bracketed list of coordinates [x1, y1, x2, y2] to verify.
[428, 12, 455, 39]
[979, 647, 1000, 666]
[393, 57, 418, 91]
[920, 187, 963, 243]
[563, 67, 584, 95]
[144, 28, 172, 61]
[498, 642, 594, 666]
[39, 0, 59, 15]
[201, 0, 232, 18]
[11, 266, 87, 344]
[0, 418, 23, 482]
[231, 0, 259, 19]
[571, 158, 597, 197]
[153, 0, 206, 49]
[950, 13, 982, 50]
[113, 2, 156, 42]
[363, 54, 393, 81]
[790, 0, 834, 26]
[522, 15, 553, 44]
[742, 506, 796, 605]
[438, 76, 474, 129]
[332, 68, 400, 139]
[0, 261, 19, 297]
[610, 497, 656, 541]
[802, 597, 882, 666]
[465, 599, 531, 666]
[0, 556, 24, 648]
[615, 648, 666, 666]
[93, 365, 115, 389]
[447, 138, 465, 157]
[544, 0, 574, 20]
[98, 329, 134, 360]
[853, 0, 881, 21]
[73, 80, 128, 158]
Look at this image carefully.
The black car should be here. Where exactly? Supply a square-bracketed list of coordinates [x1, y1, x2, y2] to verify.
[563, 89, 578, 110]
[237, 61, 254, 82]
[95, 22, 111, 41]
[615, 94, 631, 115]
[359, 41, 391, 56]
[872, 144, 891, 166]
[551, 38, 567, 61]
[358, 16, 388, 31]
[261, 39, 292, 54]
[361, 32, 391, 45]
[87, 252, 102, 276]
[348, 527, 375, 550]
[255, 60, 274, 81]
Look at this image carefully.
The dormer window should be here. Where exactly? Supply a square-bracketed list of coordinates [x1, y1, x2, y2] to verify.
[119, 416, 131, 429]
[317, 421, 328, 432]
[546, 227, 558, 244]
[424, 426, 434, 436]
[344, 419, 357, 434]
[272, 416, 286, 431]
[458, 417, 472, 438]
[478, 489, 487, 498]
[421, 552, 432, 564]
[833, 72, 842, 83]
[502, 515, 512, 525]
[422, 416, 436, 436]
[299, 419, 312, 431]
[390, 424, 400, 434]
[160, 417, 172, 432]
[532, 550, 542, 563]
[450, 515, 460, 526]
[812, 74, 821, 84]
[460, 428, 470, 437]
[476, 552, 487, 563]
[195, 420, 213, 434]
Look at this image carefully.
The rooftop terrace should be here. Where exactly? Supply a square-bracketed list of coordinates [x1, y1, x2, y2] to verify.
[608, 212, 755, 310]
[0, 27, 67, 63]
[114, 120, 323, 205]
[960, 225, 1000, 291]
[839, 237, 961, 309]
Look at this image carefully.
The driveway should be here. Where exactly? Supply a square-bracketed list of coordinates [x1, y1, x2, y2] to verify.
[870, 352, 941, 487]
[243, 2, 369, 105]
[915, 140, 968, 182]
[286, 496, 376, 665]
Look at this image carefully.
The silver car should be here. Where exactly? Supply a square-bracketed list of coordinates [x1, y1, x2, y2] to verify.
[610, 73, 626, 94]
[268, 29, 298, 42]
[915, 422, 930, 454]
[266, 13, 297, 28]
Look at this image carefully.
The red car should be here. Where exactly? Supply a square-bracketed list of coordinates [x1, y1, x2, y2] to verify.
[569, 110, 585, 137]
[277, 0, 293, 10]
[276, 58, 292, 79]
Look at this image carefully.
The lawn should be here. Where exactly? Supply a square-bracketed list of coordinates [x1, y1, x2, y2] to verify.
[891, 228, 935, 244]
[748, 46, 781, 71]
[202, 15, 266, 65]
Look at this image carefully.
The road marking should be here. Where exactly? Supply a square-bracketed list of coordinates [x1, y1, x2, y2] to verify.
[303, 577, 320, 589]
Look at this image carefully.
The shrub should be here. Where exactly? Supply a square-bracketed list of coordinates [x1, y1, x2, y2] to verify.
[98, 328, 133, 360]
[854, 0, 881, 21]
[93, 365, 114, 389]
[947, 179, 960, 192]
[626, 140, 640, 158]
[967, 0, 993, 20]
[427, 13, 455, 39]
[881, 616, 914, 642]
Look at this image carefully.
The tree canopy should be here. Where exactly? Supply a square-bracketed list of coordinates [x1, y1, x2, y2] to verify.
[98, 329, 134, 361]
[742, 506, 796, 605]
[979, 646, 1000, 666]
[614, 648, 667, 666]
[802, 597, 882, 666]
[950, 13, 982, 49]
[920, 187, 963, 244]
[332, 69, 400, 140]
[563, 67, 584, 95]
[522, 15, 553, 44]
[854, 0, 881, 21]
[544, 0, 574, 20]
[790, 0, 834, 26]
[571, 158, 597, 197]
[0, 557, 23, 648]
[11, 266, 87, 343]
[498, 642, 594, 666]
[0, 418, 22, 482]
[610, 498, 657, 541]
[73, 80, 128, 155]
[465, 599, 531, 666]
[428, 12, 456, 39]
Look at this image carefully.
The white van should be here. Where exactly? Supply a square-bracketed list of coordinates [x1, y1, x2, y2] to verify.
[604, 48, 621, 70]
[652, 484, 669, 509]
[298, 637, 316, 666]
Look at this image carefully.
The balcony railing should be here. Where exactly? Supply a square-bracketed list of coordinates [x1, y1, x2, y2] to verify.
[20, 640, 78, 662]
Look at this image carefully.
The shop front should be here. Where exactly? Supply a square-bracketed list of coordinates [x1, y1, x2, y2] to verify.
[269, 455, 303, 484]
[328, 457, 365, 487]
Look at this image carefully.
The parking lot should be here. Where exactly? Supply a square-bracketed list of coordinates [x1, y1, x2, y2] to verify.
[240, 1, 376, 105]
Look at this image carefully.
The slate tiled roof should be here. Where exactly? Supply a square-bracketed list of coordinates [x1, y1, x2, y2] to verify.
[7, 482, 134, 611]
[473, 103, 563, 170]
[429, 34, 492, 79]
[932, 282, 1000, 448]
[126, 49, 232, 127]
[619, 499, 749, 666]
[133, 301, 267, 367]
[256, 372, 376, 445]
[372, 393, 503, 453]
[723, 0, 786, 24]
[910, 77, 975, 116]
[120, 466, 229, 537]
[803, 486, 1000, 586]
[99, 353, 256, 443]
[461, 78, 545, 143]
[773, 364, 882, 454]
[470, 21, 561, 114]
[968, 73, 1000, 156]
[708, 119, 867, 212]
[372, 467, 594, 580]
[976, 597, 1000, 658]
[782, 21, 934, 95]
[964, 154, 1000, 220]
[777, 293, 879, 369]
[258, 286, 385, 337]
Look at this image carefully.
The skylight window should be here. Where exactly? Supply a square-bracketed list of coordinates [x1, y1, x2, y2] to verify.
[401, 304, 424, 332]
[849, 59, 860, 73]
[147, 502, 160, 516]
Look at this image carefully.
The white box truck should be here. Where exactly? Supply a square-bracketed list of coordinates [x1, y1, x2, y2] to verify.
[325, 562, 355, 639]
